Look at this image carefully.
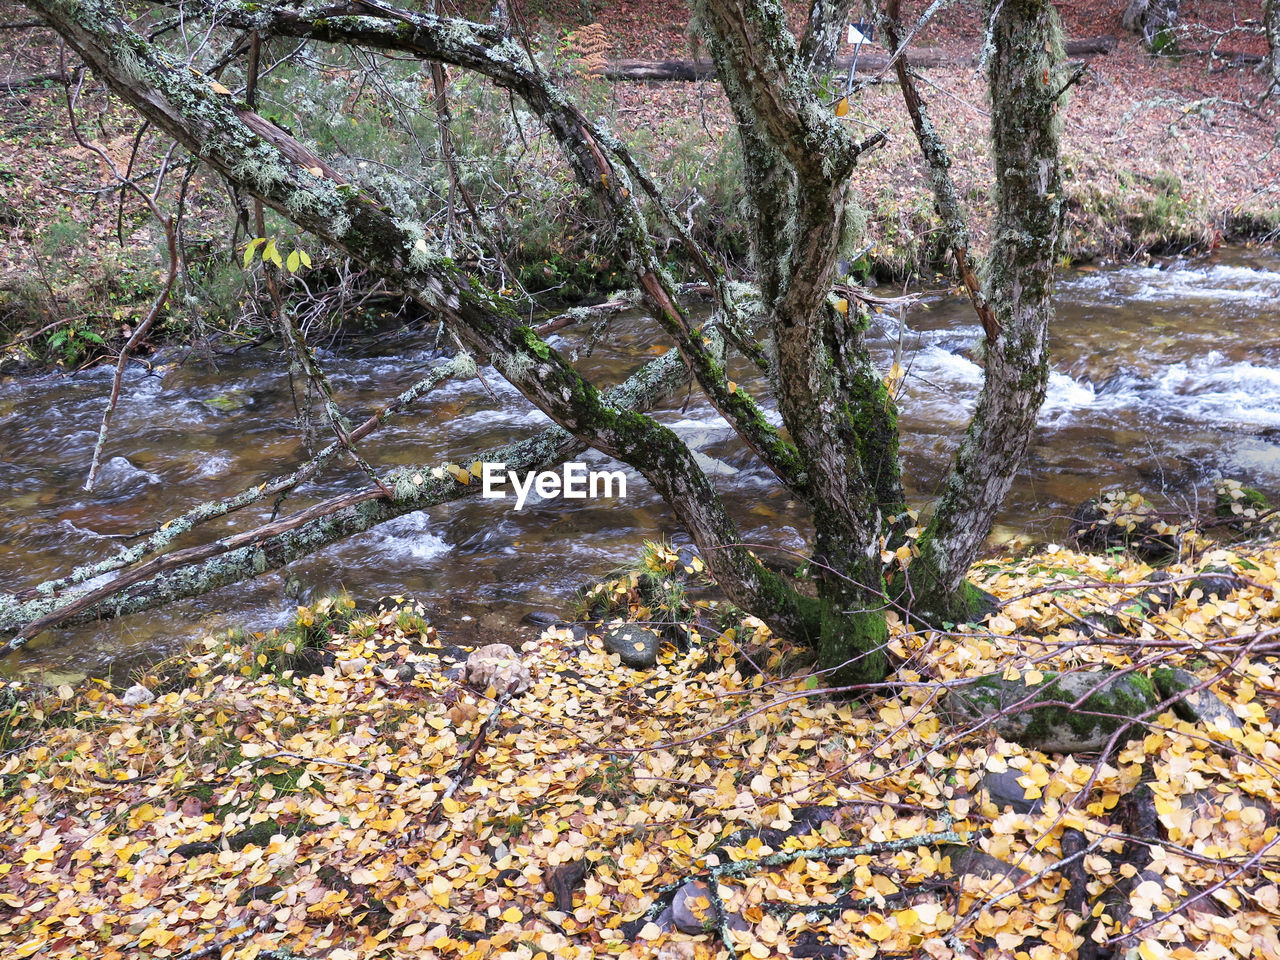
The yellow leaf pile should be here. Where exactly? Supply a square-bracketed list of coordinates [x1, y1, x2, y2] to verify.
[1, 543, 1278, 959]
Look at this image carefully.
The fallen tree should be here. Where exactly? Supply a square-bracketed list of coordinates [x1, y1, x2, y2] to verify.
[603, 35, 1117, 81]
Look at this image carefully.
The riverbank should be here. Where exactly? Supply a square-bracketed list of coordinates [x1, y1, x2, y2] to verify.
[2, 530, 1279, 959]
[1, 1, 1277, 368]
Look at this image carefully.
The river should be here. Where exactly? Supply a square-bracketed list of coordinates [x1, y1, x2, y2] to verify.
[3, 247, 1279, 682]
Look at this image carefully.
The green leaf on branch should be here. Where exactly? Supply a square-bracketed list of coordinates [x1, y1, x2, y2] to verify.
[242, 237, 266, 269]
[262, 239, 283, 269]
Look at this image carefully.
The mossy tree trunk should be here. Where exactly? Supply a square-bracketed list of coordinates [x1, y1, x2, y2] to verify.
[11, 0, 1060, 688]
[904, 0, 1066, 623]
[689, 0, 906, 685]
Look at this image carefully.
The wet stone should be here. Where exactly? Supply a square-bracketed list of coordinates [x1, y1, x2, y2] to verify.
[602, 623, 661, 669]
[981, 769, 1045, 815]
[1152, 667, 1243, 732]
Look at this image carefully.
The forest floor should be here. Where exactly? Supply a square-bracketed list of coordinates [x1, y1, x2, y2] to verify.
[3, 527, 1280, 960]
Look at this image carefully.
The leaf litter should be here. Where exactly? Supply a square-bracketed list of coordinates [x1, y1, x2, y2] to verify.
[1, 540, 1279, 960]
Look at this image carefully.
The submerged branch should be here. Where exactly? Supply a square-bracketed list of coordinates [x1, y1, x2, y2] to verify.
[0, 347, 688, 647]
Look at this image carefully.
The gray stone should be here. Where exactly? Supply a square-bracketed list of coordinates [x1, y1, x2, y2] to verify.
[671, 880, 719, 934]
[1189, 568, 1243, 601]
[602, 623, 661, 669]
[674, 544, 701, 576]
[1152, 668, 1243, 732]
[943, 669, 1160, 753]
[980, 769, 1045, 815]
[462, 643, 531, 694]
[122, 683, 155, 706]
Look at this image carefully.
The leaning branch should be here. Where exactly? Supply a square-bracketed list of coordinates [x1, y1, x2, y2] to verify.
[162, 0, 807, 495]
[0, 347, 687, 646]
[878, 0, 998, 341]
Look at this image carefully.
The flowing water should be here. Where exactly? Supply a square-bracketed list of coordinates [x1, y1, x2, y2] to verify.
[3, 248, 1279, 682]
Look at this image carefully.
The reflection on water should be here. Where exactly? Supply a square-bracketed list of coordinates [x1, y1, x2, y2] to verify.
[2, 248, 1278, 680]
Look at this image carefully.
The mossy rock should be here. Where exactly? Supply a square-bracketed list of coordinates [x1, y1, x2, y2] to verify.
[1215, 484, 1270, 517]
[201, 389, 252, 413]
[943, 669, 1159, 753]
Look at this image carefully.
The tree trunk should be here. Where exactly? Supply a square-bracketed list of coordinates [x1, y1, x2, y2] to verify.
[907, 0, 1066, 623]
[798, 0, 857, 73]
[1266, 0, 1280, 95]
[692, 0, 903, 686]
[1122, 0, 1180, 51]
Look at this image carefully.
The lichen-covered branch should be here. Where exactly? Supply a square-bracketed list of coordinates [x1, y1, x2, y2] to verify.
[0, 346, 687, 645]
[160, 0, 807, 495]
[16, 352, 477, 604]
[910, 0, 1066, 620]
[877, 0, 999, 341]
[798, 0, 858, 72]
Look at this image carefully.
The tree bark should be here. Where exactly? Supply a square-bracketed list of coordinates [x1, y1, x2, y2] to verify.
[908, 0, 1066, 621]
[1122, 0, 1180, 51]
[798, 0, 857, 73]
[692, 0, 903, 685]
[1266, 0, 1280, 95]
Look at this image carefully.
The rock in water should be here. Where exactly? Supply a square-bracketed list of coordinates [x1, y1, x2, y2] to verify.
[602, 623, 661, 669]
[93, 456, 159, 497]
[462, 643, 531, 694]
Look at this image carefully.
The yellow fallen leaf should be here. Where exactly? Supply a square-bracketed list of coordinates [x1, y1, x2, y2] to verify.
[865, 920, 892, 941]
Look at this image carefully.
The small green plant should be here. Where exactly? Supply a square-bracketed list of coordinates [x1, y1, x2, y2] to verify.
[45, 321, 106, 366]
